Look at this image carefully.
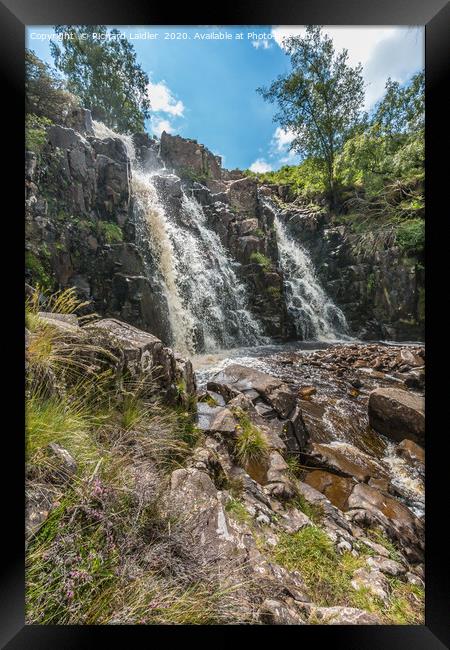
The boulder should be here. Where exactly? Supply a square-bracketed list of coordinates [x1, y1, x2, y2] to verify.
[368, 387, 425, 444]
[84, 318, 195, 397]
[196, 403, 237, 436]
[169, 468, 241, 562]
[366, 556, 406, 577]
[307, 442, 386, 483]
[208, 364, 295, 418]
[310, 606, 382, 625]
[347, 483, 424, 559]
[351, 568, 390, 602]
[396, 439, 425, 467]
[258, 599, 306, 625]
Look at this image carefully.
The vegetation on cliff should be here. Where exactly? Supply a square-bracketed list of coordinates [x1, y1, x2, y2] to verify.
[250, 26, 424, 259]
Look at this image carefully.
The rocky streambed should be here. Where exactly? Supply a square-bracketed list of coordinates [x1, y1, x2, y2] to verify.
[194, 341, 425, 517]
[26, 314, 425, 624]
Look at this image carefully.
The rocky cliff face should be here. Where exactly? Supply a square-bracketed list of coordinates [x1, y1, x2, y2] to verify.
[25, 109, 424, 345]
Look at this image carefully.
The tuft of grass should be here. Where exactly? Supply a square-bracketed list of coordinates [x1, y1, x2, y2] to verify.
[26, 390, 100, 469]
[366, 528, 404, 563]
[273, 526, 363, 606]
[225, 498, 252, 526]
[232, 409, 269, 467]
[287, 493, 324, 524]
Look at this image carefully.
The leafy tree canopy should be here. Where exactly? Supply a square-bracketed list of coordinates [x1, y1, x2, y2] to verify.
[258, 26, 365, 201]
[50, 25, 151, 133]
[26, 49, 79, 122]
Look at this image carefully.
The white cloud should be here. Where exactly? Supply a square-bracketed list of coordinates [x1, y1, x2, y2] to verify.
[150, 117, 173, 137]
[147, 80, 185, 116]
[271, 26, 424, 109]
[272, 126, 296, 152]
[249, 159, 273, 173]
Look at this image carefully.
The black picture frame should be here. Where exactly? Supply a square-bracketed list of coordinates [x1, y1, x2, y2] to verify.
[1, 0, 448, 646]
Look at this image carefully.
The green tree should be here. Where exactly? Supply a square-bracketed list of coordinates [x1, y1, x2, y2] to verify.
[336, 72, 424, 193]
[26, 49, 79, 122]
[372, 71, 424, 137]
[258, 26, 365, 204]
[50, 25, 150, 133]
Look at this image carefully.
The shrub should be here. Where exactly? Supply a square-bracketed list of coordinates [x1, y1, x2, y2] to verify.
[97, 221, 123, 244]
[26, 114, 53, 154]
[395, 218, 424, 254]
[25, 252, 52, 291]
[249, 252, 272, 271]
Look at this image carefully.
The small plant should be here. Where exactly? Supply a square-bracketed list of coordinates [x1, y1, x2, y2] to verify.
[25, 114, 53, 154]
[97, 221, 123, 244]
[225, 498, 252, 525]
[232, 409, 269, 467]
[25, 252, 52, 291]
[287, 493, 324, 523]
[266, 285, 281, 300]
[249, 251, 273, 271]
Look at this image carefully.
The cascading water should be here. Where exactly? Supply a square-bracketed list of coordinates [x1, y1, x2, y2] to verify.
[92, 121, 265, 354]
[270, 205, 350, 341]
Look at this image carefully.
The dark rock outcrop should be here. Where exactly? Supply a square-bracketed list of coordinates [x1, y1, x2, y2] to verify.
[368, 387, 425, 444]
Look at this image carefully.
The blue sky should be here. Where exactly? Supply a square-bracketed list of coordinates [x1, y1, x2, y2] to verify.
[26, 26, 424, 171]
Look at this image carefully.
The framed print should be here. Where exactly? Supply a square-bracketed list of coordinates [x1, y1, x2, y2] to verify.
[1, 0, 448, 646]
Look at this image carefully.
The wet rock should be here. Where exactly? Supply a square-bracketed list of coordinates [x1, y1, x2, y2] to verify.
[368, 387, 425, 445]
[310, 606, 382, 625]
[307, 442, 386, 483]
[396, 439, 425, 467]
[368, 477, 390, 493]
[397, 349, 424, 368]
[299, 386, 317, 399]
[347, 483, 424, 559]
[304, 470, 354, 511]
[208, 364, 295, 418]
[152, 173, 182, 199]
[351, 568, 389, 602]
[403, 369, 425, 390]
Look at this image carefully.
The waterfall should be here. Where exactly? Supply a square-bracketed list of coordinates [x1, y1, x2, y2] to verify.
[92, 121, 265, 354]
[273, 213, 350, 341]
